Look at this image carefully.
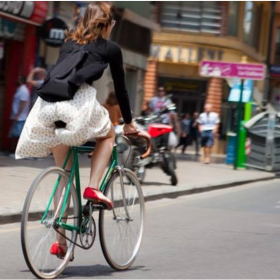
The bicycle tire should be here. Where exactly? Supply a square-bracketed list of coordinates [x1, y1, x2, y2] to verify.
[21, 167, 79, 279]
[99, 168, 145, 270]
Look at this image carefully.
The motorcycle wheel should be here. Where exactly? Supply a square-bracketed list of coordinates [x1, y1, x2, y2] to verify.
[162, 152, 178, 186]
[168, 161, 178, 186]
[169, 152, 177, 170]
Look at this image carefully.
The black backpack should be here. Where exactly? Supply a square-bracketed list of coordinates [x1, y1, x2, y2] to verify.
[36, 44, 89, 102]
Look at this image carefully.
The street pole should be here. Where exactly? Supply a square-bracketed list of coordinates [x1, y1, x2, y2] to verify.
[234, 79, 244, 170]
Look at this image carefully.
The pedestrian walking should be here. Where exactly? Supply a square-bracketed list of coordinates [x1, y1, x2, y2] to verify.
[198, 103, 220, 164]
[8, 76, 30, 156]
[176, 113, 191, 154]
[27, 67, 46, 108]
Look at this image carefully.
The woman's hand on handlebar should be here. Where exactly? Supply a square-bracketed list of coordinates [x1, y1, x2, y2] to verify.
[123, 121, 139, 135]
[122, 122, 152, 159]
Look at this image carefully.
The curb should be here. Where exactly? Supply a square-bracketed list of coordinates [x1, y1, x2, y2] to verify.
[144, 176, 276, 203]
[0, 175, 276, 226]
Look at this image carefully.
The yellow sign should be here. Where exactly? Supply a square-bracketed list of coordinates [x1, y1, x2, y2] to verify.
[150, 44, 224, 64]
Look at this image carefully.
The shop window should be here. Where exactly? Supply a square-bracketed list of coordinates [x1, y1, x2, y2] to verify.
[274, 28, 280, 64]
[160, 1, 222, 35]
[243, 1, 261, 49]
[228, 2, 239, 36]
[110, 12, 151, 57]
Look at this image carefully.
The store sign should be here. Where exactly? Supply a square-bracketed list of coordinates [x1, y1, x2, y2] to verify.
[0, 1, 48, 25]
[200, 60, 265, 80]
[150, 44, 224, 64]
[0, 1, 33, 18]
[41, 18, 68, 47]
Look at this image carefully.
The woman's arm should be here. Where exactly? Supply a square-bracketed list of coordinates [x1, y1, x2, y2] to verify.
[108, 43, 132, 124]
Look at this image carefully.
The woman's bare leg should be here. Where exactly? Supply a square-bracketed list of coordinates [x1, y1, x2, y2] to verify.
[88, 124, 115, 188]
[51, 145, 72, 246]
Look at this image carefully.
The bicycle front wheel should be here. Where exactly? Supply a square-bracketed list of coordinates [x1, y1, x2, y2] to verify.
[99, 168, 145, 270]
[21, 167, 79, 279]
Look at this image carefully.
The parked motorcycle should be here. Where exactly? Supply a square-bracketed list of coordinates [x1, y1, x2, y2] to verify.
[115, 104, 178, 186]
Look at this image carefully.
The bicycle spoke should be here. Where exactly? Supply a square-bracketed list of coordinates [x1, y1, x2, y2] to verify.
[21, 167, 79, 279]
[99, 168, 145, 270]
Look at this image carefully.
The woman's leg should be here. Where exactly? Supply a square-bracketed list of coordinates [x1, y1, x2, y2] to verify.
[51, 145, 72, 246]
[83, 124, 115, 210]
[52, 145, 72, 169]
[182, 136, 188, 154]
[88, 124, 115, 188]
[176, 137, 183, 150]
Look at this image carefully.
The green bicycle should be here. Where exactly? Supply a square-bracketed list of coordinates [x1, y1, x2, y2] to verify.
[20, 132, 151, 279]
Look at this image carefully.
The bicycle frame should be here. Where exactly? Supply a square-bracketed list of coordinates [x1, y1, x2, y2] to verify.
[40, 144, 119, 232]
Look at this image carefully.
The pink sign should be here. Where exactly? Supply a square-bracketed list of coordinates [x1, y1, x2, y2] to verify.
[199, 60, 266, 80]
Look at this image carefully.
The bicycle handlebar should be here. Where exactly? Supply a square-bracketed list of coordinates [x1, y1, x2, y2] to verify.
[124, 131, 152, 160]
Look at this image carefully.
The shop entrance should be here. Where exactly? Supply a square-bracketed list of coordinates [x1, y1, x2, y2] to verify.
[158, 76, 208, 117]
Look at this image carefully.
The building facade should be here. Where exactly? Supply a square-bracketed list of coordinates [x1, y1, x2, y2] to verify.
[144, 1, 272, 152]
[0, 1, 48, 150]
[267, 2, 280, 111]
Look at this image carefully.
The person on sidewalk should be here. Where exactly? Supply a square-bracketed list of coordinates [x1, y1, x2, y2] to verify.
[198, 103, 220, 164]
[189, 111, 200, 156]
[8, 76, 30, 157]
[15, 2, 138, 259]
[176, 113, 191, 154]
[27, 67, 46, 109]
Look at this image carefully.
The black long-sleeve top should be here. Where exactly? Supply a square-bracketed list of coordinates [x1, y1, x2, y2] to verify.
[56, 38, 132, 124]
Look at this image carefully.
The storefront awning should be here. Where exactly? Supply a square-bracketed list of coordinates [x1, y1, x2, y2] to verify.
[0, 1, 48, 26]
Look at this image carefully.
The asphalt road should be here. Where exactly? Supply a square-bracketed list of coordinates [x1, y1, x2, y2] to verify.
[1, 179, 280, 279]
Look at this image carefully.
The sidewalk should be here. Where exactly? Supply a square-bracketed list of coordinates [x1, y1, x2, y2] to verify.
[0, 152, 276, 224]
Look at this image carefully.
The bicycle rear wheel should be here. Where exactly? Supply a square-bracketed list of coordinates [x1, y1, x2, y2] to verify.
[99, 168, 145, 270]
[21, 167, 79, 279]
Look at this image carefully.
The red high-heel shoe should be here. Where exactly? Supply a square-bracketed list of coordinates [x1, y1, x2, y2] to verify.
[50, 242, 68, 259]
[50, 242, 74, 261]
[83, 187, 113, 210]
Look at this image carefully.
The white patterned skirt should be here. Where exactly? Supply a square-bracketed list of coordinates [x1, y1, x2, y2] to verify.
[15, 83, 111, 159]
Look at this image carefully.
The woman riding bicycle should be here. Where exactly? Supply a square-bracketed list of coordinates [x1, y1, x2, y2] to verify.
[15, 2, 138, 257]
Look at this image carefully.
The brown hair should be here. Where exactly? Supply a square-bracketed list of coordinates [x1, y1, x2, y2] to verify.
[106, 92, 118, 106]
[65, 2, 115, 44]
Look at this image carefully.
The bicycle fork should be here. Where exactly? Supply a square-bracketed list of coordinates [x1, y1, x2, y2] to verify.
[115, 167, 133, 222]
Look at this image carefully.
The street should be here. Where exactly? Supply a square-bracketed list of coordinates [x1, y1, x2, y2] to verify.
[1, 179, 280, 279]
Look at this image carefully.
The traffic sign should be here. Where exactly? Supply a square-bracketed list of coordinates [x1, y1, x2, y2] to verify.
[200, 60, 266, 80]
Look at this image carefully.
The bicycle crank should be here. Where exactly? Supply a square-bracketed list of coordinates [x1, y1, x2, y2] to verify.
[79, 216, 96, 249]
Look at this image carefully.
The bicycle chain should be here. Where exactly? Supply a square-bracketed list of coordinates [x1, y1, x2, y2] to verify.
[53, 216, 91, 250]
